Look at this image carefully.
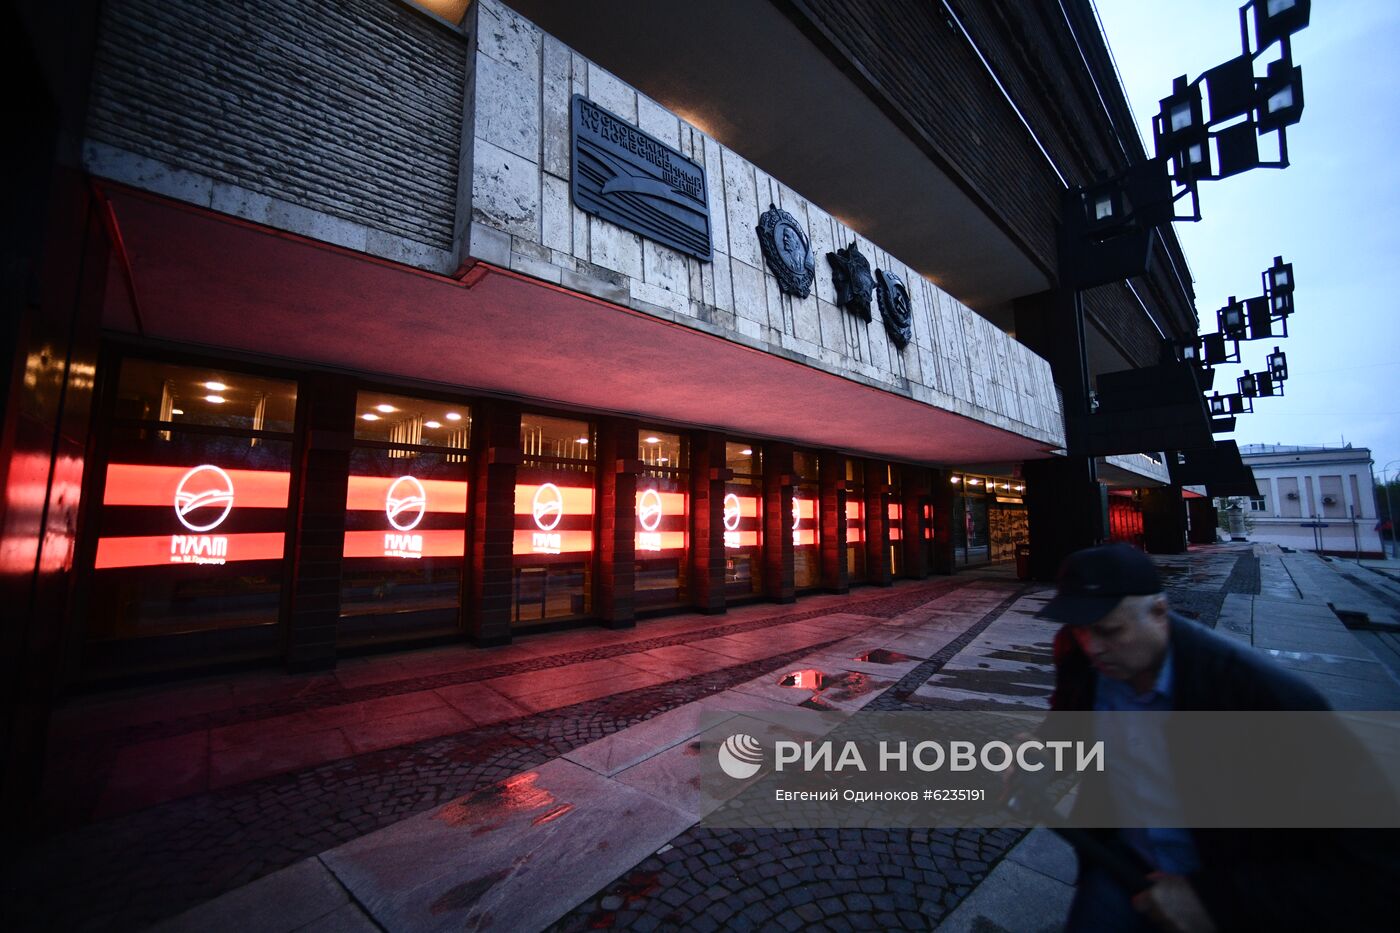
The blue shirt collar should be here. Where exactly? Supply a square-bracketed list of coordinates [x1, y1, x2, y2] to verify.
[1139, 645, 1174, 704]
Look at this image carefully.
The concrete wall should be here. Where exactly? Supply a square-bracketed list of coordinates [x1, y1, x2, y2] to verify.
[1103, 452, 1170, 485]
[463, 0, 1063, 450]
[80, 0, 1064, 451]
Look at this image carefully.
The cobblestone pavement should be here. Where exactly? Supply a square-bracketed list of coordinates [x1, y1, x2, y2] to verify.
[8, 583, 966, 932]
[552, 585, 1035, 932]
[47, 582, 971, 821]
[1154, 545, 1260, 628]
[551, 827, 1023, 932]
[552, 548, 1271, 932]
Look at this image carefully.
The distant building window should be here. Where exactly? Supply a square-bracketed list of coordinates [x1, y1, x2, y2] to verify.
[1249, 496, 1267, 512]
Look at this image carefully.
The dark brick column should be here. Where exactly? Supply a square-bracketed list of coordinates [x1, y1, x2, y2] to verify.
[597, 418, 638, 629]
[1142, 486, 1188, 554]
[763, 442, 796, 603]
[285, 373, 356, 673]
[865, 460, 892, 587]
[900, 465, 931, 579]
[1024, 458, 1105, 581]
[466, 402, 520, 647]
[820, 453, 848, 594]
[689, 431, 728, 614]
[930, 468, 956, 575]
[1187, 496, 1217, 544]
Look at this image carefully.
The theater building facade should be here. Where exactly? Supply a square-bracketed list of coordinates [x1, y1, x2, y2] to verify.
[68, 0, 1074, 682]
[6, 0, 1204, 815]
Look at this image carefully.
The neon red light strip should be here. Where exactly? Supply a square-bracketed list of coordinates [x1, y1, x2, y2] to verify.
[95, 533, 285, 569]
[103, 464, 290, 508]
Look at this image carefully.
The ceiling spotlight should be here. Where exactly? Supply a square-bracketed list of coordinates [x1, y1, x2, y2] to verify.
[170, 408, 184, 416]
[203, 381, 228, 391]
[205, 395, 225, 404]
[424, 420, 441, 429]
[644, 436, 661, 444]
[445, 412, 462, 421]
[741, 448, 753, 456]
[576, 437, 589, 445]
[361, 413, 380, 421]
[375, 404, 396, 413]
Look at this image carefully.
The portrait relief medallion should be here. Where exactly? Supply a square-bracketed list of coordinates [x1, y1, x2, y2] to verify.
[756, 203, 816, 299]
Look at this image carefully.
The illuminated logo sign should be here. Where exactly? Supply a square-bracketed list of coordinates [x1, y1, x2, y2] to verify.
[384, 475, 426, 558]
[385, 476, 427, 531]
[533, 483, 564, 531]
[724, 493, 742, 549]
[174, 464, 234, 532]
[638, 487, 663, 552]
[532, 482, 564, 553]
[171, 464, 233, 564]
[723, 494, 742, 531]
[638, 488, 663, 532]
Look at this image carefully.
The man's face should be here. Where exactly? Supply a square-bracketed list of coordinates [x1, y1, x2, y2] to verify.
[1070, 594, 1169, 683]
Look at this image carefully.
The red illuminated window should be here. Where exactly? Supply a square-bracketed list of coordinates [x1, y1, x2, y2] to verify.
[636, 429, 689, 610]
[341, 390, 471, 644]
[725, 440, 763, 598]
[514, 414, 595, 624]
[88, 360, 297, 643]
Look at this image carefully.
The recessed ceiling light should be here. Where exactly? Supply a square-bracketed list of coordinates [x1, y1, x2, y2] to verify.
[170, 408, 184, 415]
[205, 395, 225, 404]
[424, 420, 442, 429]
[375, 404, 396, 413]
[741, 448, 753, 456]
[445, 412, 462, 421]
[361, 413, 380, 421]
[203, 381, 227, 391]
[645, 436, 661, 444]
[657, 457, 669, 463]
[576, 437, 589, 444]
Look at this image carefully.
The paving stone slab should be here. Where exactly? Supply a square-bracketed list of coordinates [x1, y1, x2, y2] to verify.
[322, 758, 693, 933]
[152, 857, 349, 933]
[1003, 828, 1078, 886]
[933, 856, 1073, 933]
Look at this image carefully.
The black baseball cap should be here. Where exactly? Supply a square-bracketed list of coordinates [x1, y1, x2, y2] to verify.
[1037, 542, 1162, 626]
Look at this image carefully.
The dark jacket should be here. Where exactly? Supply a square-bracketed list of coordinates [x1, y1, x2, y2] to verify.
[1049, 613, 1398, 930]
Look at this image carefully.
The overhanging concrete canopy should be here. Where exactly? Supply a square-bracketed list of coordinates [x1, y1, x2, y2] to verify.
[100, 188, 1062, 466]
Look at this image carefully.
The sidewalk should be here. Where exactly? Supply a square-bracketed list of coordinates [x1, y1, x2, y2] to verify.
[8, 545, 1398, 932]
[937, 544, 1400, 932]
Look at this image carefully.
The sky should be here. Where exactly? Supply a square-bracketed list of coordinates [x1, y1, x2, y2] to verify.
[1092, 0, 1400, 485]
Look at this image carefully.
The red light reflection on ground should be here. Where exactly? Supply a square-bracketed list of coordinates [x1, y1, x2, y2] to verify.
[433, 770, 558, 830]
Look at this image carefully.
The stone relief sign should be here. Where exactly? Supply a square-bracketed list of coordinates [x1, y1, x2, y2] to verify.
[875, 269, 913, 351]
[756, 203, 815, 299]
[826, 239, 874, 322]
[571, 95, 712, 261]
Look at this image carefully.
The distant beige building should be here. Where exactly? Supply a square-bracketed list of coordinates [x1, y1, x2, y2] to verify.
[1231, 444, 1384, 557]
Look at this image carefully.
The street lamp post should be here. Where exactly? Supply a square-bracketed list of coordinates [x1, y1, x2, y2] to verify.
[1036, 0, 1311, 577]
[1381, 460, 1400, 559]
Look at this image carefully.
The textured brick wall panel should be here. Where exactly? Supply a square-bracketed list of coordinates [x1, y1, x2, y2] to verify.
[88, 0, 465, 250]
